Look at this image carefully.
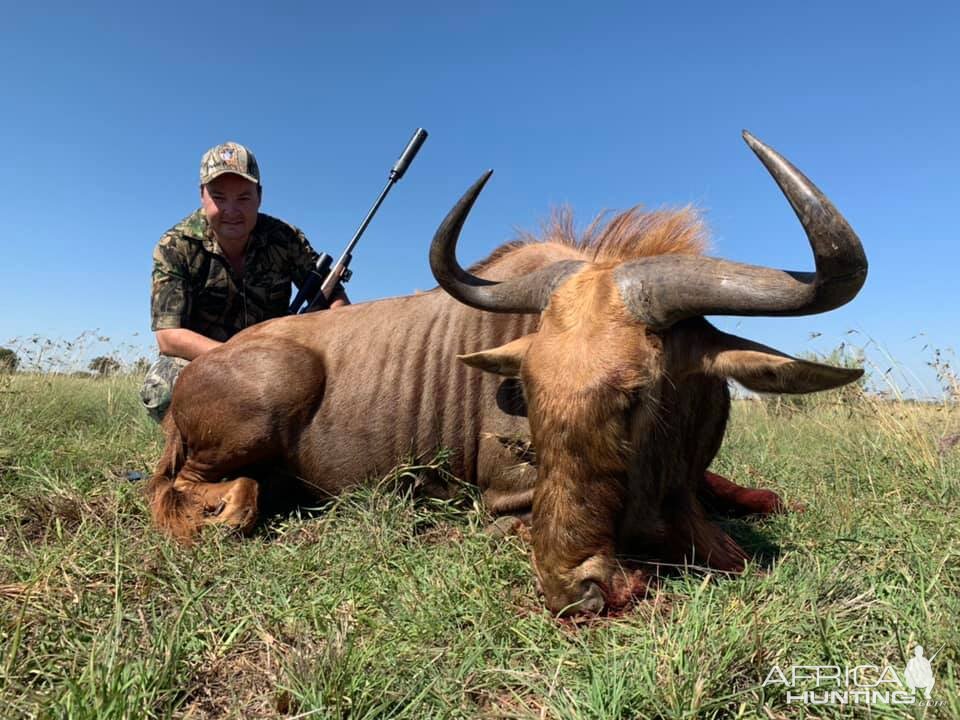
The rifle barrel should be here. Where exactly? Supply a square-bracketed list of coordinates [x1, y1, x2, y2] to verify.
[310, 128, 429, 307]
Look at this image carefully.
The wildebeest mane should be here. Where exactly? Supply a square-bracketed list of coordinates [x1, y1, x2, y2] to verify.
[468, 206, 708, 274]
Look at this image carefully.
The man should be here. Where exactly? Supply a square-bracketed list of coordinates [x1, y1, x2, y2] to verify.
[140, 141, 347, 421]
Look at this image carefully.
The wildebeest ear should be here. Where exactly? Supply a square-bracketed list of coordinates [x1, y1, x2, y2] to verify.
[458, 334, 535, 377]
[702, 332, 863, 394]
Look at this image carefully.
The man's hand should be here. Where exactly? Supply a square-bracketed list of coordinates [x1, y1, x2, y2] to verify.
[329, 287, 350, 309]
[155, 328, 223, 361]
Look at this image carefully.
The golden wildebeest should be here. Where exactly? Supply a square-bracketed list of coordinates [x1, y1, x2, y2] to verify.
[149, 132, 866, 616]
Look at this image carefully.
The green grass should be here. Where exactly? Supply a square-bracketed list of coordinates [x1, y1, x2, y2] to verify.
[0, 373, 958, 718]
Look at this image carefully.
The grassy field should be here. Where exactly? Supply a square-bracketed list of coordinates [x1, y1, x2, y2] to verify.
[0, 372, 957, 719]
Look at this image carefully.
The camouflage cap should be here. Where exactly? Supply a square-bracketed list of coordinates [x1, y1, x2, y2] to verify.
[199, 141, 261, 186]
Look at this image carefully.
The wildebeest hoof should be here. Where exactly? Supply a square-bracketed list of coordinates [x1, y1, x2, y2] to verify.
[203, 500, 227, 517]
[178, 478, 260, 535]
[217, 479, 259, 535]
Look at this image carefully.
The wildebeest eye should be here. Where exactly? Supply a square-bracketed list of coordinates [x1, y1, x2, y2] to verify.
[496, 378, 528, 416]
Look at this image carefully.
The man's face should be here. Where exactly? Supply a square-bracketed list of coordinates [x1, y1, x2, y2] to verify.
[200, 174, 261, 246]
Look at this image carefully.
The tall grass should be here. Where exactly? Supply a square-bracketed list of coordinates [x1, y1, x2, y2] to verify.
[0, 370, 957, 719]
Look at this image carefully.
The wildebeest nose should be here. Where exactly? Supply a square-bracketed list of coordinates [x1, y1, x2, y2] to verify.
[555, 580, 605, 617]
[578, 581, 605, 615]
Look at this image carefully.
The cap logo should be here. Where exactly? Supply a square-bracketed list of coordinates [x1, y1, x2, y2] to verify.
[201, 142, 258, 184]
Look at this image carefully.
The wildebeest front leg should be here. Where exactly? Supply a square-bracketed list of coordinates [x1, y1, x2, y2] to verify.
[679, 505, 749, 573]
[699, 470, 786, 517]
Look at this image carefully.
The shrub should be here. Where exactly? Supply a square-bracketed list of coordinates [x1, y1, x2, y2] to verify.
[88, 356, 121, 377]
[0, 347, 19, 373]
[132, 357, 152, 375]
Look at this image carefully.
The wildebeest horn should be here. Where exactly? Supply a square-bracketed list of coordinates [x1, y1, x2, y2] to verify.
[613, 131, 868, 329]
[430, 170, 586, 313]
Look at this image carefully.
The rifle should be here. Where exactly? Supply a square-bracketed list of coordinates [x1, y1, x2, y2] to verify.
[289, 128, 429, 314]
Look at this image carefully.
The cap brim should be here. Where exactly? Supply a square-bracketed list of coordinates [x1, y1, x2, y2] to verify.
[201, 169, 260, 185]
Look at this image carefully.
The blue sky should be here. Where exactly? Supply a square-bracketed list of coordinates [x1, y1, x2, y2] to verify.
[1, 1, 956, 395]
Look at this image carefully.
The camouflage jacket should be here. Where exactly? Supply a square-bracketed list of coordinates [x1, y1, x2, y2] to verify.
[151, 210, 321, 341]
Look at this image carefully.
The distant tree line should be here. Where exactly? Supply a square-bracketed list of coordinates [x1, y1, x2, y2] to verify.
[0, 348, 153, 377]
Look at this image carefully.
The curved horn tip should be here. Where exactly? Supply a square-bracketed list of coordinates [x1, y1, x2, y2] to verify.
[741, 129, 768, 155]
[476, 168, 494, 189]
[453, 169, 494, 207]
[439, 170, 495, 225]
